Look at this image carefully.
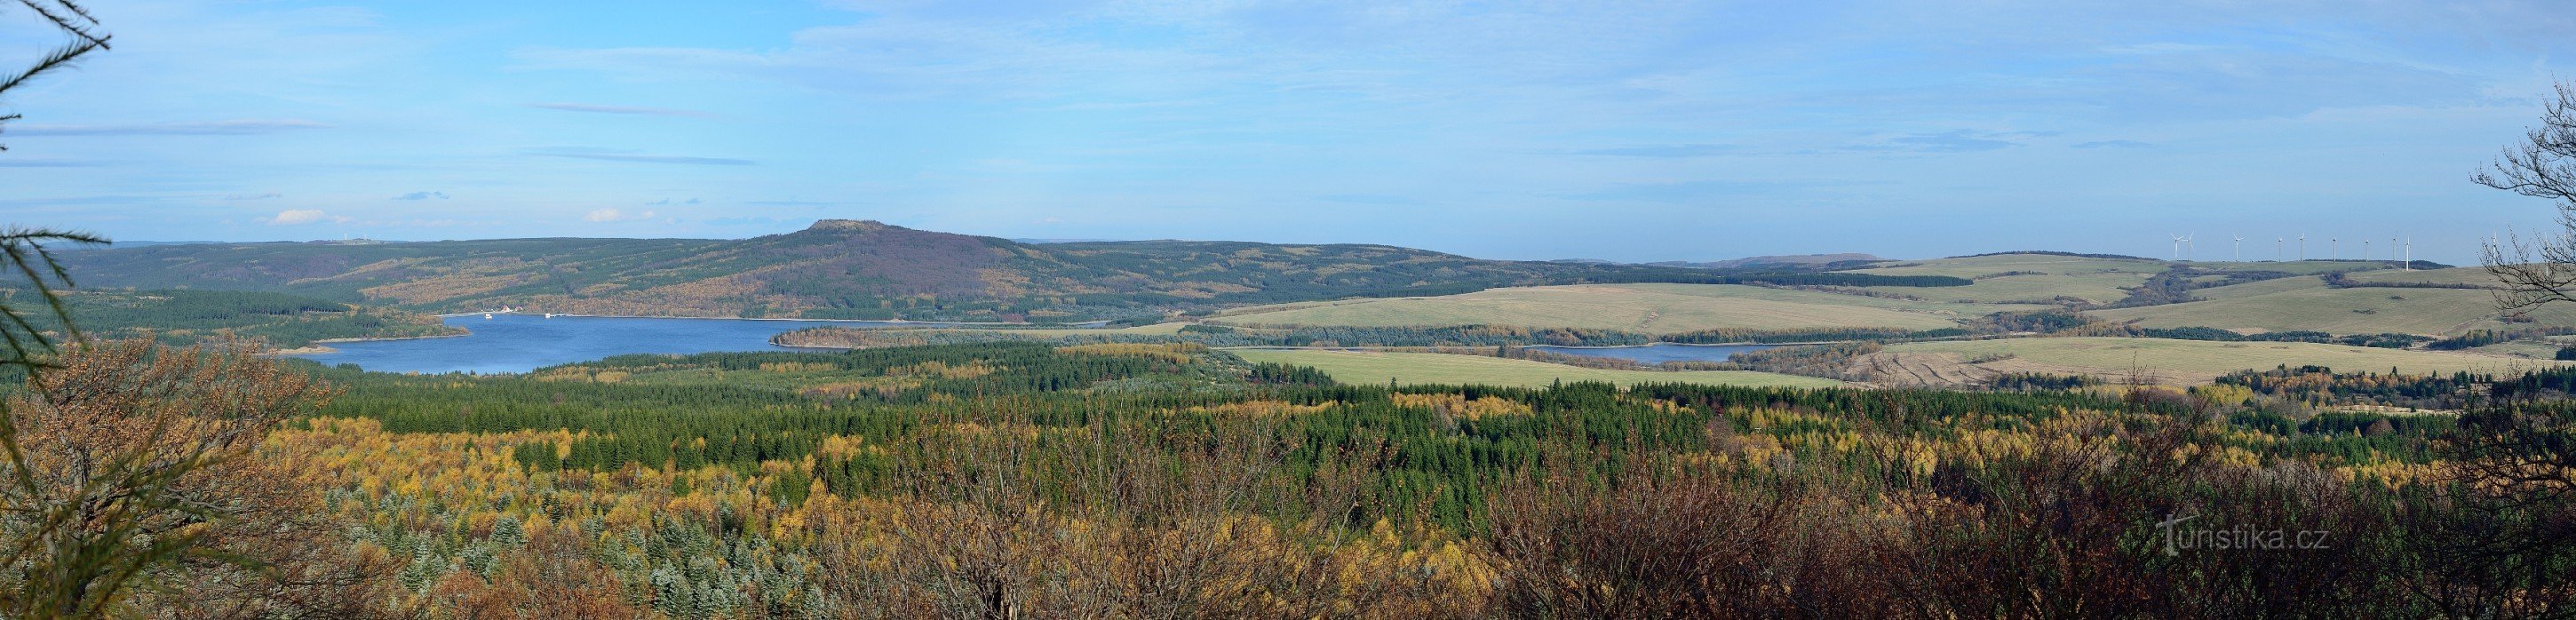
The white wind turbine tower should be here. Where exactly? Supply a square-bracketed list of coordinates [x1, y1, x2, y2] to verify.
[2299, 234, 2307, 260]
[2276, 236, 2284, 260]
[2364, 239, 2372, 261]
[2233, 234, 2244, 261]
[2404, 236, 2413, 270]
[2331, 236, 2339, 259]
[2171, 234, 2187, 261]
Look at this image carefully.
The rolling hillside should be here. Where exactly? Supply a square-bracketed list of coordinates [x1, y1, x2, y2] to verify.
[57, 219, 1959, 322]
[1872, 337, 2558, 386]
[1207, 282, 2008, 334]
[1203, 253, 2469, 337]
[1226, 348, 1841, 388]
[1843, 253, 2169, 305]
[6, 289, 462, 348]
[2089, 266, 2576, 336]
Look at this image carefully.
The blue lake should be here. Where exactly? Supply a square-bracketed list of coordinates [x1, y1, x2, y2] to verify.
[295, 314, 918, 374]
[1524, 343, 1777, 364]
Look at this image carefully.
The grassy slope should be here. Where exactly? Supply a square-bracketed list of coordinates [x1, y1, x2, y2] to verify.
[2091, 287, 2513, 335]
[877, 322, 1191, 338]
[1841, 254, 2404, 306]
[2341, 266, 2499, 285]
[1228, 349, 1841, 388]
[2184, 259, 2393, 275]
[2183, 274, 2334, 300]
[1207, 283, 1971, 333]
[1889, 337, 2557, 378]
[1844, 254, 2170, 304]
[2092, 266, 2576, 336]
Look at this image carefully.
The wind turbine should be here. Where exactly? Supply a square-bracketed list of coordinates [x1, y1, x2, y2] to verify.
[2364, 239, 2372, 261]
[2298, 234, 2307, 260]
[2276, 236, 2284, 260]
[2404, 236, 2413, 270]
[2233, 234, 2244, 261]
[2171, 234, 2187, 261]
[2331, 237, 2339, 259]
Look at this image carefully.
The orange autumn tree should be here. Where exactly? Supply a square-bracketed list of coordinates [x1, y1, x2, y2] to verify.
[1, 338, 392, 617]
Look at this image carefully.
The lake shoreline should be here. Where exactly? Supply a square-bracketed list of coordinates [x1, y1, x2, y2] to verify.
[433, 311, 1110, 329]
[271, 330, 473, 355]
[291, 314, 1044, 374]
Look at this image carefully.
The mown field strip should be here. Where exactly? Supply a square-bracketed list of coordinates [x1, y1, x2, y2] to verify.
[1228, 348, 1842, 388]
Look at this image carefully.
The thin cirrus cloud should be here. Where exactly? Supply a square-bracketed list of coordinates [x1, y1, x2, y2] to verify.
[0, 158, 101, 167]
[527, 102, 716, 118]
[1842, 130, 2047, 154]
[525, 147, 753, 166]
[2073, 140, 2154, 148]
[266, 210, 351, 226]
[1571, 144, 1743, 158]
[393, 191, 449, 200]
[584, 208, 658, 222]
[6, 119, 330, 136]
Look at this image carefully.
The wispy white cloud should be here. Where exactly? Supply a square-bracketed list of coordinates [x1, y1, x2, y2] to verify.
[15, 0, 2576, 262]
[528, 102, 715, 117]
[1840, 131, 2032, 154]
[266, 209, 350, 225]
[1572, 144, 1742, 158]
[584, 208, 658, 222]
[9, 119, 330, 136]
[526, 147, 753, 165]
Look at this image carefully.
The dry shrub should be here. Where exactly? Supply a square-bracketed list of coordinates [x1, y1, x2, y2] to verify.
[421, 527, 643, 620]
[2, 338, 399, 618]
[1483, 461, 1911, 619]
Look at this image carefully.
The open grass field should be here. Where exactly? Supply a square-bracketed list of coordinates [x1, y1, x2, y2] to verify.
[1206, 283, 1973, 333]
[1226, 348, 1843, 388]
[2091, 282, 2576, 336]
[891, 322, 1193, 338]
[2184, 259, 2394, 275]
[1884, 337, 2560, 385]
[1845, 254, 2167, 278]
[2182, 274, 2336, 299]
[1841, 254, 2410, 305]
[2341, 266, 2502, 286]
[1843, 254, 2170, 304]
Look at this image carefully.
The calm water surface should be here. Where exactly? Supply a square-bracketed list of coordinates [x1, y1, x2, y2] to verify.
[1524, 343, 1777, 364]
[296, 314, 920, 374]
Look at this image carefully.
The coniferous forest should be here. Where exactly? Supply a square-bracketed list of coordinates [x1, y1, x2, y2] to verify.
[8, 2, 2576, 618]
[4, 334, 2564, 617]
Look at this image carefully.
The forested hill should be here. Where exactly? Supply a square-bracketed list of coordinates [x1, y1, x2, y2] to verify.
[57, 219, 1966, 322]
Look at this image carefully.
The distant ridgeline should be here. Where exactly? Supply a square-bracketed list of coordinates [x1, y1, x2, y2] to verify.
[1, 289, 460, 348]
[57, 219, 1966, 323]
[775, 323, 1968, 350]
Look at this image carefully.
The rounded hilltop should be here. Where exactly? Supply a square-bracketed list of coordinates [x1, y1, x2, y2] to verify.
[807, 219, 893, 232]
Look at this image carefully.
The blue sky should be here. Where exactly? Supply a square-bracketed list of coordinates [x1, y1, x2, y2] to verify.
[0, 1, 2569, 264]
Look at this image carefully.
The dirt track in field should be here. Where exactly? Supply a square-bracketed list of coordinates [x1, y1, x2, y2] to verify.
[1852, 351, 2219, 387]
[1852, 353, 1998, 388]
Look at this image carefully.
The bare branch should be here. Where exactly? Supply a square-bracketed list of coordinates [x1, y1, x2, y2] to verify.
[2481, 80, 2576, 316]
